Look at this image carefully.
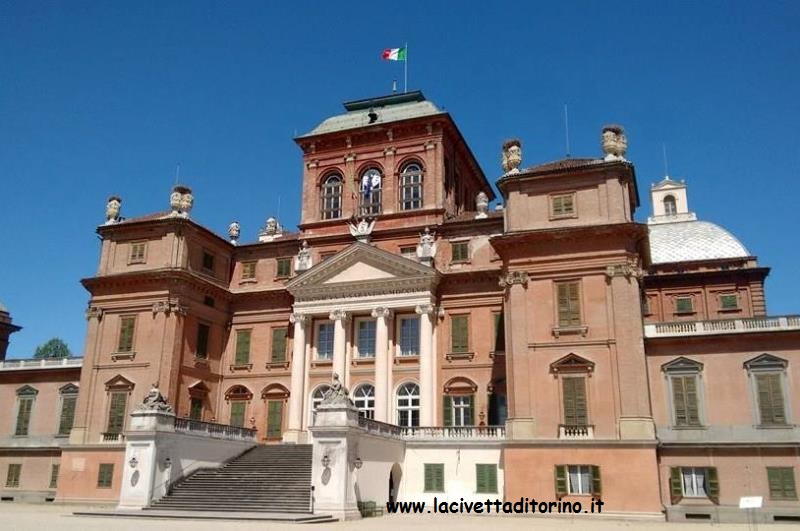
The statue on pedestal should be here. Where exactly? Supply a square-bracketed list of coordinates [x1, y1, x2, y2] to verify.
[136, 383, 173, 413]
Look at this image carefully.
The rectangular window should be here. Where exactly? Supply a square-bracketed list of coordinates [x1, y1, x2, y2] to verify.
[399, 317, 420, 356]
[555, 465, 601, 496]
[271, 328, 287, 363]
[719, 293, 739, 310]
[681, 467, 707, 497]
[320, 251, 336, 262]
[767, 467, 797, 500]
[316, 322, 334, 360]
[755, 373, 787, 425]
[356, 320, 376, 358]
[97, 464, 114, 488]
[117, 316, 136, 353]
[129, 242, 147, 264]
[15, 397, 33, 436]
[266, 400, 283, 439]
[196, 323, 210, 359]
[106, 392, 127, 433]
[241, 261, 256, 280]
[675, 296, 694, 314]
[551, 193, 576, 218]
[493, 312, 505, 352]
[556, 281, 582, 327]
[443, 395, 474, 426]
[562, 377, 588, 426]
[400, 246, 417, 260]
[276, 258, 292, 278]
[229, 401, 246, 427]
[202, 251, 215, 272]
[234, 329, 252, 365]
[5, 464, 21, 488]
[476, 464, 498, 494]
[450, 315, 469, 353]
[49, 464, 59, 489]
[424, 463, 445, 492]
[189, 398, 203, 421]
[671, 375, 701, 427]
[58, 395, 78, 435]
[669, 467, 719, 503]
[451, 242, 469, 262]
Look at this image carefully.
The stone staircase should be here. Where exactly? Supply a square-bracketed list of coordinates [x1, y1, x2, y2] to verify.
[149, 444, 315, 514]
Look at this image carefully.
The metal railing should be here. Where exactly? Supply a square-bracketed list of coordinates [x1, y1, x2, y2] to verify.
[0, 357, 83, 371]
[174, 417, 257, 441]
[644, 315, 800, 338]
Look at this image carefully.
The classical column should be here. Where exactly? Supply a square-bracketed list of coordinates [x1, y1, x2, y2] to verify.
[285, 312, 308, 442]
[371, 307, 392, 422]
[330, 310, 349, 381]
[416, 304, 435, 426]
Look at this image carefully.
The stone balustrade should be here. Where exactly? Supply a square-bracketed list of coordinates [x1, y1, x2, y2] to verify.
[100, 432, 124, 443]
[356, 417, 505, 440]
[174, 417, 257, 441]
[0, 357, 83, 371]
[644, 315, 800, 338]
[559, 424, 594, 440]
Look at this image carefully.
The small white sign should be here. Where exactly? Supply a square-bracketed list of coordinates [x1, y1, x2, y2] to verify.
[739, 496, 763, 509]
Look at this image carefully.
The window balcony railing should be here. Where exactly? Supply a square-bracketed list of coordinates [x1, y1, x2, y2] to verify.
[174, 417, 257, 442]
[0, 357, 83, 371]
[100, 432, 124, 443]
[356, 418, 506, 440]
[559, 424, 594, 440]
[644, 315, 800, 338]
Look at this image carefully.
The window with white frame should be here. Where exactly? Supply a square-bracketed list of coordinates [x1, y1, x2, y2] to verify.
[316, 322, 334, 360]
[310, 385, 332, 422]
[664, 195, 677, 216]
[399, 162, 423, 210]
[568, 465, 593, 495]
[356, 319, 376, 358]
[353, 384, 375, 419]
[681, 467, 707, 497]
[396, 383, 420, 427]
[451, 395, 473, 426]
[321, 174, 343, 220]
[398, 316, 420, 356]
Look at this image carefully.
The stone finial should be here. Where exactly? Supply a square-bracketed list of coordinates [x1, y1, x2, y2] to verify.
[501, 138, 522, 174]
[601, 124, 627, 161]
[295, 240, 312, 272]
[258, 217, 283, 242]
[170, 185, 193, 218]
[475, 192, 489, 219]
[228, 221, 240, 245]
[105, 196, 122, 225]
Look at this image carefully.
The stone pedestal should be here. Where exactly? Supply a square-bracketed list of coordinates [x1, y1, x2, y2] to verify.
[309, 403, 362, 520]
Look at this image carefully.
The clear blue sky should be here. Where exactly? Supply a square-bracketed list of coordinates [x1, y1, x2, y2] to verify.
[2, 1, 799, 358]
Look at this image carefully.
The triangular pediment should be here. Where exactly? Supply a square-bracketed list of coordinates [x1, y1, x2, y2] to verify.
[662, 357, 703, 373]
[104, 374, 135, 391]
[651, 177, 686, 191]
[550, 353, 595, 373]
[744, 353, 787, 371]
[287, 242, 439, 301]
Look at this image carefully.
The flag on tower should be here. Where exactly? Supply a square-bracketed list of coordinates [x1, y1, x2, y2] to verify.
[382, 47, 407, 61]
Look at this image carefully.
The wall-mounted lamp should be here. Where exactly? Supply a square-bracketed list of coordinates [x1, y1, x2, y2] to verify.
[321, 453, 331, 468]
[353, 457, 363, 469]
[128, 456, 138, 469]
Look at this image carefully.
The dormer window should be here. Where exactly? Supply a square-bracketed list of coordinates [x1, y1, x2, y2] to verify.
[399, 162, 423, 210]
[663, 195, 677, 216]
[321, 174, 343, 220]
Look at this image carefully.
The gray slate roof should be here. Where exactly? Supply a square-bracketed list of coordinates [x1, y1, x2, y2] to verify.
[648, 220, 750, 264]
[300, 99, 444, 137]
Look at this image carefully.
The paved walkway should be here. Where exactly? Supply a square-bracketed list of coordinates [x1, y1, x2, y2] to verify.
[3, 503, 773, 530]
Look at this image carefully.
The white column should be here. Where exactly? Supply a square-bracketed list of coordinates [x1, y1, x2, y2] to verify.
[285, 313, 308, 442]
[371, 307, 392, 422]
[416, 304, 435, 426]
[330, 310, 349, 381]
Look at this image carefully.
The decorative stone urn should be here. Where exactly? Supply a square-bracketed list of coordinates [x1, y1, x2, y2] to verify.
[602, 125, 627, 161]
[170, 185, 193, 217]
[258, 217, 282, 242]
[228, 221, 240, 245]
[501, 139, 522, 174]
[475, 191, 489, 219]
[105, 196, 122, 225]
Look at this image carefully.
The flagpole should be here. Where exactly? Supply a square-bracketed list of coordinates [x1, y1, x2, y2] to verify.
[404, 42, 408, 93]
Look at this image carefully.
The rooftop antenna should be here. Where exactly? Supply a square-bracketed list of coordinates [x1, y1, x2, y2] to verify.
[174, 163, 181, 185]
[662, 143, 670, 178]
[564, 104, 571, 158]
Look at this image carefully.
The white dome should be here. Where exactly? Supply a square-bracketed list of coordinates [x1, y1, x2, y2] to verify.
[648, 220, 750, 264]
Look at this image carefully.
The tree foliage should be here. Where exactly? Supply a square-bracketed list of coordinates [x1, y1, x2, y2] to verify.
[34, 338, 72, 359]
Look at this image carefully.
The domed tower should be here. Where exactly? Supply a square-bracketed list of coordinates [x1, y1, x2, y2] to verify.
[0, 300, 22, 360]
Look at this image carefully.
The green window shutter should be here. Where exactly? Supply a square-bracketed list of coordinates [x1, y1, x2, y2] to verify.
[230, 401, 246, 427]
[59, 396, 77, 435]
[591, 465, 602, 496]
[671, 376, 687, 426]
[669, 467, 683, 504]
[493, 312, 505, 352]
[554, 465, 568, 496]
[476, 464, 497, 494]
[443, 396, 453, 427]
[106, 392, 127, 433]
[271, 328, 287, 362]
[196, 324, 210, 358]
[118, 317, 136, 352]
[189, 398, 203, 420]
[706, 467, 720, 504]
[557, 282, 581, 327]
[756, 373, 786, 425]
[15, 397, 33, 436]
[562, 378, 587, 426]
[466, 395, 474, 426]
[6, 464, 21, 488]
[684, 376, 700, 425]
[49, 464, 59, 489]
[97, 464, 114, 488]
[267, 401, 283, 438]
[768, 467, 797, 500]
[451, 315, 468, 353]
[235, 330, 251, 365]
[424, 464, 444, 492]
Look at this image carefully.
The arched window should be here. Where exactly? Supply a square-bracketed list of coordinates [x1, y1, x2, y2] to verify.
[663, 195, 677, 216]
[309, 384, 332, 427]
[396, 382, 420, 427]
[353, 384, 375, 419]
[399, 162, 423, 210]
[321, 174, 343, 220]
[359, 167, 383, 216]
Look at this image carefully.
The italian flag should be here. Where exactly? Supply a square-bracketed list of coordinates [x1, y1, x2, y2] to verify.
[382, 47, 407, 61]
